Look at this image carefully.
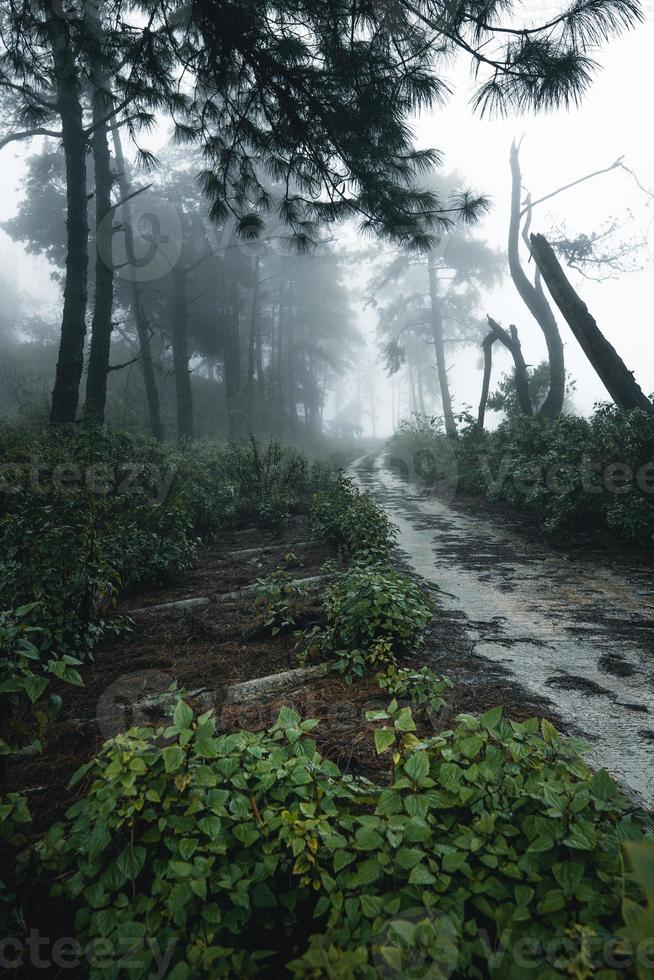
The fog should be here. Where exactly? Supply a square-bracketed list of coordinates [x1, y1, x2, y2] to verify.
[0, 3, 652, 440]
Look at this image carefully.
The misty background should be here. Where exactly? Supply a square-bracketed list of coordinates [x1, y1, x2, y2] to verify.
[1, 12, 652, 436]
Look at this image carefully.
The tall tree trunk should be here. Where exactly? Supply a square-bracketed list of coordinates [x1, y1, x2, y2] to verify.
[530, 234, 653, 414]
[110, 122, 163, 440]
[286, 310, 297, 439]
[47, 9, 88, 425]
[83, 1, 114, 426]
[509, 142, 565, 418]
[416, 364, 426, 416]
[84, 103, 114, 422]
[275, 270, 286, 436]
[246, 254, 260, 431]
[427, 254, 457, 437]
[172, 266, 194, 442]
[255, 302, 264, 410]
[408, 361, 417, 415]
[224, 258, 243, 441]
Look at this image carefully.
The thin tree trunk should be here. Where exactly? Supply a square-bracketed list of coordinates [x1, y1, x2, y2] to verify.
[286, 302, 297, 439]
[224, 254, 242, 441]
[255, 303, 264, 409]
[487, 316, 533, 418]
[47, 9, 88, 424]
[427, 254, 457, 437]
[509, 143, 565, 418]
[408, 361, 417, 415]
[110, 122, 163, 440]
[246, 254, 260, 431]
[172, 266, 194, 442]
[275, 269, 286, 435]
[478, 334, 495, 430]
[530, 233, 653, 414]
[416, 364, 426, 416]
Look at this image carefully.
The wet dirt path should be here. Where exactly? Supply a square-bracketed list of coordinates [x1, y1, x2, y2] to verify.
[349, 454, 654, 805]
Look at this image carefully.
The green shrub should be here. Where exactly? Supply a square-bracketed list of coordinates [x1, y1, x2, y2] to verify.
[0, 792, 31, 930]
[310, 478, 396, 559]
[377, 665, 452, 721]
[225, 435, 333, 529]
[254, 554, 308, 636]
[387, 413, 459, 491]
[324, 562, 433, 654]
[302, 562, 433, 683]
[40, 702, 651, 979]
[388, 405, 654, 545]
[622, 840, 654, 978]
[0, 427, 333, 756]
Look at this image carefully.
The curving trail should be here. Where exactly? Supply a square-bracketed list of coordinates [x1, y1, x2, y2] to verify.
[349, 453, 654, 805]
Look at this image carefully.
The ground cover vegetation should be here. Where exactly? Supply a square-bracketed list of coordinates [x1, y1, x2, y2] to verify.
[2, 427, 653, 978]
[388, 405, 654, 544]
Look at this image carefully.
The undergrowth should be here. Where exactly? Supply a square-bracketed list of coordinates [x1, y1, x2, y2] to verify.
[387, 405, 654, 545]
[35, 697, 654, 979]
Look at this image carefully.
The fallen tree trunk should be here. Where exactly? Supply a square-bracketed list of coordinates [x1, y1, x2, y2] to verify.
[224, 665, 330, 705]
[530, 233, 653, 414]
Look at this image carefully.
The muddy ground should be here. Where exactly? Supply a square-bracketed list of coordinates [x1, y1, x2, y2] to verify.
[0, 490, 610, 976]
[5, 512, 556, 842]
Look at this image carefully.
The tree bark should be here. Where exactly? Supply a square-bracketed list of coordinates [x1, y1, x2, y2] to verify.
[530, 233, 653, 414]
[172, 266, 194, 442]
[478, 333, 495, 430]
[509, 142, 565, 418]
[487, 316, 533, 418]
[47, 9, 88, 424]
[274, 269, 286, 436]
[224, 260, 243, 441]
[416, 364, 426, 416]
[427, 254, 457, 437]
[110, 122, 163, 440]
[84, 83, 114, 423]
[246, 254, 260, 431]
[286, 310, 297, 439]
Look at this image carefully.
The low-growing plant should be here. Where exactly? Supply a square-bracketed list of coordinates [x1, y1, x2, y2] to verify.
[303, 562, 433, 683]
[377, 665, 452, 722]
[38, 702, 652, 978]
[621, 839, 654, 978]
[0, 792, 31, 930]
[225, 435, 334, 529]
[310, 477, 397, 559]
[388, 404, 654, 546]
[0, 427, 334, 757]
[254, 554, 307, 636]
[332, 636, 396, 684]
[323, 562, 433, 655]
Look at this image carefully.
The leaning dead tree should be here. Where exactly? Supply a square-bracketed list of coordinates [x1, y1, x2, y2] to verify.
[509, 142, 565, 419]
[530, 234, 653, 415]
[478, 316, 532, 428]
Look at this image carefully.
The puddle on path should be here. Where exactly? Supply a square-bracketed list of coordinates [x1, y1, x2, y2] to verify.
[349, 454, 654, 805]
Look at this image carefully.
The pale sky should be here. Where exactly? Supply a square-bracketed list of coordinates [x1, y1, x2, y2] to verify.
[1, 13, 652, 435]
[361, 15, 654, 432]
